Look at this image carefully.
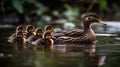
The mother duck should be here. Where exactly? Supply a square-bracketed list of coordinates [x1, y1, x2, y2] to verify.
[56, 12, 104, 43]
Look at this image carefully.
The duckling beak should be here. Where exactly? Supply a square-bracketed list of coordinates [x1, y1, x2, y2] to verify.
[98, 19, 103, 24]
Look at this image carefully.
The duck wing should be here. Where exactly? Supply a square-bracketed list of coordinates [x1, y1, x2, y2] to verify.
[62, 29, 84, 37]
[57, 34, 94, 43]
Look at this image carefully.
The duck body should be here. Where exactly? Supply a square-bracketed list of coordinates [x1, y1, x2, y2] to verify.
[56, 29, 84, 37]
[57, 28, 96, 43]
[55, 12, 103, 43]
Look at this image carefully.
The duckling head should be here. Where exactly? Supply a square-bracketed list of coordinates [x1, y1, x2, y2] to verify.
[44, 25, 54, 33]
[26, 25, 35, 33]
[83, 12, 103, 24]
[35, 28, 43, 37]
[16, 25, 25, 33]
[16, 31, 24, 38]
[43, 31, 52, 39]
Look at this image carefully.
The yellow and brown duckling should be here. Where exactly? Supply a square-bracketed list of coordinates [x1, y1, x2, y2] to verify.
[8, 25, 25, 41]
[8, 31, 26, 43]
[44, 25, 62, 39]
[44, 25, 54, 33]
[8, 31, 26, 50]
[25, 25, 35, 39]
[32, 31, 54, 51]
[56, 12, 104, 43]
[26, 28, 43, 44]
[44, 25, 61, 44]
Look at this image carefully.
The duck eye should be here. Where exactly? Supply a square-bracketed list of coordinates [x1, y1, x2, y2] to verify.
[85, 17, 91, 21]
[88, 17, 91, 20]
[86, 17, 91, 20]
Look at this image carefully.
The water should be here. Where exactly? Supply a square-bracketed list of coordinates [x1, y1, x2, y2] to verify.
[0, 23, 120, 67]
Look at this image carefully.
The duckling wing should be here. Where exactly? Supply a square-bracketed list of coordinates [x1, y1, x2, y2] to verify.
[8, 36, 17, 43]
[32, 39, 43, 45]
[8, 33, 16, 40]
[26, 35, 35, 43]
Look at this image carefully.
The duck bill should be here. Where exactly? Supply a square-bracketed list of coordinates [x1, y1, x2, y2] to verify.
[98, 19, 103, 24]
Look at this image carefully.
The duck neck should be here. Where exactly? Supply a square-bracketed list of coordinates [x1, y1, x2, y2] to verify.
[83, 21, 93, 33]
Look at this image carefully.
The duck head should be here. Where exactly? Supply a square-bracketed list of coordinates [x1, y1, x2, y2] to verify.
[16, 25, 25, 33]
[83, 13, 103, 24]
[26, 25, 35, 34]
[44, 25, 54, 33]
[35, 28, 43, 37]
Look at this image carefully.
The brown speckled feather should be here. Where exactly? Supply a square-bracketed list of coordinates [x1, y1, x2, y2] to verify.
[57, 33, 96, 43]
[61, 29, 84, 37]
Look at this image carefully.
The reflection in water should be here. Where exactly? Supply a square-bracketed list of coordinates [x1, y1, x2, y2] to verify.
[0, 41, 107, 67]
[54, 42, 106, 67]
[84, 52, 106, 67]
[54, 41, 96, 52]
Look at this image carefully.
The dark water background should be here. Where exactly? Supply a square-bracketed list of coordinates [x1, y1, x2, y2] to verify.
[0, 22, 120, 67]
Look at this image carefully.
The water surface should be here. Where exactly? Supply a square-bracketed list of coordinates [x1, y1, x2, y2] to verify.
[0, 24, 120, 67]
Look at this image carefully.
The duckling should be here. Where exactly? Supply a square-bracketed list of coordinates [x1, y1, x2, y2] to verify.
[26, 28, 43, 44]
[25, 25, 35, 39]
[44, 25, 54, 33]
[44, 25, 63, 38]
[44, 25, 61, 44]
[56, 12, 104, 43]
[8, 25, 25, 41]
[32, 31, 54, 51]
[8, 31, 26, 50]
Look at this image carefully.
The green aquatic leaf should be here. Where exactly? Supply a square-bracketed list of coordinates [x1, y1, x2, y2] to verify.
[36, 3, 48, 16]
[12, 0, 23, 13]
[64, 4, 79, 17]
[26, 0, 37, 4]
